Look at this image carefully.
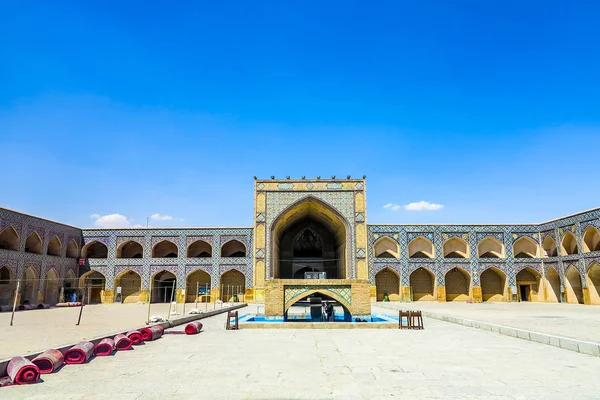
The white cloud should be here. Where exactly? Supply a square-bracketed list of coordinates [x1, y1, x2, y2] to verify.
[403, 201, 444, 211]
[90, 213, 134, 228]
[151, 213, 172, 221]
[383, 203, 402, 211]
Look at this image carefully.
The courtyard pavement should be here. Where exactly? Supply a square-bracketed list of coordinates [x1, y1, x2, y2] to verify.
[374, 301, 600, 343]
[3, 304, 600, 400]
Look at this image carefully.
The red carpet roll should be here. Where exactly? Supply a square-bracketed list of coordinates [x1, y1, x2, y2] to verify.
[126, 330, 144, 345]
[64, 341, 94, 364]
[55, 302, 83, 307]
[114, 334, 133, 350]
[7, 356, 40, 385]
[32, 349, 64, 374]
[184, 321, 203, 335]
[18, 304, 34, 311]
[37, 304, 50, 309]
[140, 325, 164, 341]
[94, 338, 115, 356]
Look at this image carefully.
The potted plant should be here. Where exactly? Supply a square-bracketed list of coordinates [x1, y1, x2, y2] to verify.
[383, 292, 389, 302]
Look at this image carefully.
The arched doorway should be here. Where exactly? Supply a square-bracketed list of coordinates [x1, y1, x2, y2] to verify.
[47, 236, 62, 257]
[152, 241, 178, 258]
[25, 232, 43, 254]
[0, 266, 16, 305]
[22, 266, 39, 305]
[271, 197, 348, 279]
[375, 268, 400, 301]
[443, 238, 469, 258]
[64, 270, 78, 301]
[516, 267, 541, 302]
[0, 226, 19, 251]
[44, 268, 60, 305]
[480, 267, 506, 302]
[478, 237, 504, 258]
[187, 240, 212, 258]
[587, 263, 600, 305]
[151, 271, 177, 303]
[79, 271, 106, 304]
[445, 267, 470, 302]
[285, 292, 351, 322]
[117, 240, 143, 258]
[565, 266, 584, 304]
[373, 237, 400, 258]
[83, 241, 108, 258]
[186, 270, 211, 303]
[542, 236, 558, 257]
[513, 237, 539, 258]
[114, 270, 142, 303]
[583, 227, 600, 253]
[544, 267, 561, 303]
[220, 269, 245, 301]
[221, 240, 246, 257]
[408, 237, 434, 258]
[409, 267, 435, 301]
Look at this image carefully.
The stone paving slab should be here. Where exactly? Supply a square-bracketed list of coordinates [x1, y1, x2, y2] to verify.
[4, 304, 600, 399]
[374, 301, 600, 343]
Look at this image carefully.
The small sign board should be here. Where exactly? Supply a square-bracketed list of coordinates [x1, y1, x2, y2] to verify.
[305, 271, 326, 280]
[78, 259, 85, 266]
[198, 287, 209, 294]
[116, 286, 122, 294]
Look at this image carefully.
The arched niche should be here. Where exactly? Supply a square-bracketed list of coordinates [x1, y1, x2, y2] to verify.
[542, 236, 558, 257]
[152, 240, 178, 258]
[445, 267, 470, 302]
[44, 268, 60, 305]
[79, 270, 106, 304]
[408, 237, 434, 259]
[220, 269, 245, 301]
[374, 268, 400, 301]
[443, 237, 469, 258]
[409, 267, 435, 301]
[561, 232, 578, 256]
[221, 240, 246, 258]
[82, 241, 108, 259]
[186, 269, 211, 303]
[187, 240, 212, 258]
[513, 237, 539, 258]
[22, 266, 39, 304]
[564, 266, 583, 304]
[117, 240, 144, 258]
[582, 226, 600, 253]
[0, 265, 16, 305]
[47, 236, 62, 257]
[478, 237, 504, 258]
[480, 267, 507, 302]
[66, 240, 79, 258]
[586, 263, 600, 305]
[544, 267, 561, 303]
[516, 267, 541, 302]
[25, 232, 43, 255]
[151, 270, 177, 303]
[0, 226, 19, 251]
[374, 237, 400, 258]
[114, 270, 142, 303]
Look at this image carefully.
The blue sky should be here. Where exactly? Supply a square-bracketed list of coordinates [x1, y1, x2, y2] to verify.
[1, 1, 599, 228]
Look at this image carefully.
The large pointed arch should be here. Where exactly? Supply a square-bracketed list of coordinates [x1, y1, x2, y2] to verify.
[564, 265, 584, 304]
[117, 240, 144, 258]
[480, 267, 507, 302]
[544, 267, 561, 303]
[25, 232, 43, 254]
[477, 237, 504, 258]
[221, 240, 246, 258]
[0, 226, 19, 251]
[516, 267, 541, 302]
[186, 269, 211, 302]
[151, 270, 177, 303]
[513, 236, 539, 258]
[82, 240, 108, 258]
[373, 237, 400, 258]
[66, 239, 79, 258]
[408, 236, 434, 259]
[271, 196, 349, 279]
[114, 270, 142, 303]
[21, 266, 39, 304]
[582, 226, 600, 253]
[47, 236, 62, 257]
[409, 267, 435, 301]
[0, 265, 16, 305]
[79, 270, 106, 304]
[561, 232, 579, 256]
[445, 267, 470, 302]
[586, 263, 600, 305]
[187, 240, 212, 258]
[152, 240, 178, 258]
[375, 267, 400, 301]
[220, 269, 245, 301]
[542, 236, 558, 257]
[443, 237, 469, 258]
[44, 268, 61, 305]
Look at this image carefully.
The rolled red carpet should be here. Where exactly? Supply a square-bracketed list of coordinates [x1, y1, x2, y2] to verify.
[32, 349, 64, 374]
[7, 356, 40, 385]
[37, 304, 50, 309]
[140, 325, 164, 341]
[114, 334, 132, 350]
[126, 330, 144, 345]
[184, 321, 203, 335]
[94, 338, 115, 356]
[64, 341, 94, 364]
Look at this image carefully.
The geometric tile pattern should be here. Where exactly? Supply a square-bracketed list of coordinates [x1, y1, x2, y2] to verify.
[283, 284, 352, 310]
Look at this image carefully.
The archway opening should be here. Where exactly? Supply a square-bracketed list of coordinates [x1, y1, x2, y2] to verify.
[583, 226, 600, 253]
[410, 267, 435, 301]
[513, 237, 539, 258]
[220, 269, 245, 301]
[561, 232, 579, 256]
[66, 240, 79, 258]
[0, 226, 19, 251]
[187, 240, 212, 258]
[22, 266, 39, 305]
[0, 266, 16, 306]
[63, 270, 78, 301]
[117, 240, 143, 258]
[83, 241, 108, 259]
[516, 267, 541, 302]
[44, 268, 60, 305]
[114, 270, 142, 303]
[480, 267, 506, 302]
[545, 268, 561, 303]
[443, 238, 469, 259]
[408, 237, 434, 258]
[25, 232, 42, 255]
[79, 271, 106, 304]
[445, 267, 470, 302]
[221, 240, 246, 258]
[152, 240, 178, 258]
[587, 263, 600, 305]
[47, 236, 62, 257]
[478, 237, 503, 258]
[565, 266, 584, 304]
[186, 270, 211, 303]
[542, 236, 558, 257]
[375, 268, 400, 301]
[151, 270, 177, 303]
[272, 198, 347, 279]
[374, 237, 399, 258]
[285, 292, 351, 322]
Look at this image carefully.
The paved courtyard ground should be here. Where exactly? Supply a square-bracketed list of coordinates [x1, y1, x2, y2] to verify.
[4, 304, 600, 400]
[375, 301, 600, 343]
